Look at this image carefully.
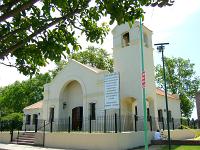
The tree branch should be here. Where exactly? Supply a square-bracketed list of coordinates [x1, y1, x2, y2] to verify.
[0, 8, 83, 59]
[0, 27, 26, 42]
[0, 61, 18, 69]
[0, 0, 21, 11]
[0, 0, 39, 22]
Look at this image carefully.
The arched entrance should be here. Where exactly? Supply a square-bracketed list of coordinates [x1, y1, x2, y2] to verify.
[59, 80, 83, 131]
[121, 97, 136, 131]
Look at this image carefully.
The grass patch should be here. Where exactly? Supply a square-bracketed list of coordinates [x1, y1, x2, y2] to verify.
[194, 136, 200, 140]
[162, 145, 200, 150]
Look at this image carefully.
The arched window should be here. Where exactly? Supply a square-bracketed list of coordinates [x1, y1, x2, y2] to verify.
[143, 33, 149, 47]
[122, 32, 130, 47]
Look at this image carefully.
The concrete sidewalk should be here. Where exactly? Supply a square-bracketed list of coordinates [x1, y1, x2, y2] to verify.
[0, 144, 80, 150]
[130, 145, 164, 150]
[0, 143, 164, 150]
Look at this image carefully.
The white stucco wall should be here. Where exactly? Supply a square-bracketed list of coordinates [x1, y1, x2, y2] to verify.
[112, 22, 157, 118]
[43, 60, 109, 125]
[22, 22, 181, 134]
[156, 94, 181, 119]
[44, 131, 153, 150]
[0, 131, 22, 144]
[0, 132, 10, 144]
[23, 108, 43, 131]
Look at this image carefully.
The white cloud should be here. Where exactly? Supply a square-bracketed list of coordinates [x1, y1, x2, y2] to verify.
[144, 0, 200, 31]
[143, 0, 200, 43]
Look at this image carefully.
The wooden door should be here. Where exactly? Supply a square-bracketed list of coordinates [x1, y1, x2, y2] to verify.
[72, 106, 83, 131]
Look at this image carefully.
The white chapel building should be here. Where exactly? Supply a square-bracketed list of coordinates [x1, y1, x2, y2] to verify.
[23, 22, 181, 132]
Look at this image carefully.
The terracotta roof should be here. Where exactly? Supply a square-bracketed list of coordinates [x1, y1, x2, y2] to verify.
[24, 100, 43, 110]
[156, 88, 178, 100]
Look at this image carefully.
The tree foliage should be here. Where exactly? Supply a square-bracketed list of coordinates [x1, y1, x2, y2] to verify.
[0, 46, 113, 115]
[0, 112, 23, 122]
[0, 112, 23, 131]
[0, 73, 51, 115]
[71, 46, 113, 72]
[51, 46, 113, 77]
[0, 0, 174, 76]
[155, 57, 200, 117]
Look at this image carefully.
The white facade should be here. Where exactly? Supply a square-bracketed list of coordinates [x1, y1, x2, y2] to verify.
[23, 22, 181, 131]
[23, 101, 43, 131]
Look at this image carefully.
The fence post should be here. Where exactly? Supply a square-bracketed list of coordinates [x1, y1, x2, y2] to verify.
[0, 121, 2, 132]
[10, 130, 13, 142]
[89, 115, 92, 133]
[134, 115, 137, 132]
[17, 130, 19, 144]
[43, 120, 45, 147]
[68, 116, 70, 133]
[192, 118, 195, 129]
[25, 122, 26, 132]
[50, 120, 53, 133]
[180, 118, 183, 129]
[198, 119, 200, 129]
[187, 118, 190, 127]
[104, 111, 106, 133]
[161, 117, 164, 130]
[115, 113, 117, 133]
[172, 118, 174, 130]
[149, 116, 152, 131]
[162, 117, 165, 130]
[35, 118, 38, 133]
[10, 121, 14, 142]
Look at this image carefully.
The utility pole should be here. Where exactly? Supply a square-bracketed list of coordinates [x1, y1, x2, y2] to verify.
[139, 17, 148, 150]
[154, 43, 171, 150]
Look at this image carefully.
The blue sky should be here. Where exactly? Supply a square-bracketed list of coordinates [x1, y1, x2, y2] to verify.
[0, 0, 200, 118]
[148, 1, 200, 119]
[153, 6, 200, 76]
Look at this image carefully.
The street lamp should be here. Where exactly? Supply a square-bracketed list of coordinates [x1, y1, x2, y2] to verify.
[154, 43, 171, 150]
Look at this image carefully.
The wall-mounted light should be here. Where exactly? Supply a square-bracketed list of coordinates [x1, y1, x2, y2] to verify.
[63, 102, 67, 109]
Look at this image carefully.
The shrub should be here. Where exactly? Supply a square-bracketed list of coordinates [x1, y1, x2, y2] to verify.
[0, 113, 23, 131]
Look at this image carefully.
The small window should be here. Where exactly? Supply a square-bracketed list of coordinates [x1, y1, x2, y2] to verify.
[26, 115, 31, 125]
[32, 114, 38, 125]
[122, 32, 130, 47]
[158, 109, 163, 122]
[90, 103, 96, 120]
[135, 106, 137, 115]
[143, 33, 148, 47]
[49, 107, 54, 122]
[168, 110, 172, 122]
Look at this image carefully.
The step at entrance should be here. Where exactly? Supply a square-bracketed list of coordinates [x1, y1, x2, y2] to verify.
[12, 132, 35, 145]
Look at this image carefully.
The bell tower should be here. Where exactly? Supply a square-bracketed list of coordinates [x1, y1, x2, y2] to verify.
[112, 22, 157, 118]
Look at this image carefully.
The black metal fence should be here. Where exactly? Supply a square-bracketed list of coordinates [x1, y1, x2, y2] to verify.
[0, 120, 23, 132]
[1, 116, 199, 146]
[1, 116, 200, 134]
[0, 120, 23, 142]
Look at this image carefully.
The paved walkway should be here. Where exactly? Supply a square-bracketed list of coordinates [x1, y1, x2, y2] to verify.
[0, 143, 164, 150]
[0, 144, 77, 150]
[132, 145, 165, 150]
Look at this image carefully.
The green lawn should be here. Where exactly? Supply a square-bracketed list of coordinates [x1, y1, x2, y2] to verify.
[162, 145, 200, 150]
